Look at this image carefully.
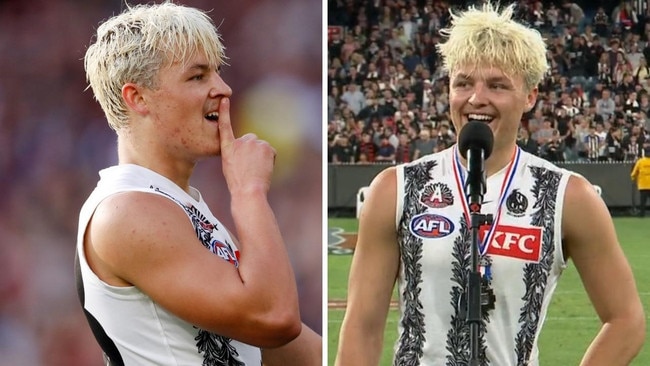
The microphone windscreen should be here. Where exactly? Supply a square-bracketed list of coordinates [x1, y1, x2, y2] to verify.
[457, 120, 495, 160]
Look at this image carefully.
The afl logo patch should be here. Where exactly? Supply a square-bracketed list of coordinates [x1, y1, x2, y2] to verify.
[409, 213, 455, 239]
[506, 189, 528, 217]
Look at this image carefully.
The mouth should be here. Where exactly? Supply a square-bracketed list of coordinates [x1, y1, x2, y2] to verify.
[205, 111, 219, 122]
[466, 113, 495, 124]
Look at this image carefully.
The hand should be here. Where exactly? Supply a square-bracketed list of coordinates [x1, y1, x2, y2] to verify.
[218, 98, 276, 195]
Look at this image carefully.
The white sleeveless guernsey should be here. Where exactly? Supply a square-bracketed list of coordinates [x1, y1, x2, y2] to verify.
[393, 146, 575, 366]
[75, 164, 261, 366]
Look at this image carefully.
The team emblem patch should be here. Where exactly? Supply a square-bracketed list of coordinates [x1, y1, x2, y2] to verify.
[409, 213, 455, 239]
[420, 182, 454, 208]
[506, 189, 528, 217]
[211, 240, 240, 267]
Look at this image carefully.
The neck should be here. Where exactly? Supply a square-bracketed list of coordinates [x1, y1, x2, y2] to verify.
[117, 132, 195, 193]
[458, 143, 517, 177]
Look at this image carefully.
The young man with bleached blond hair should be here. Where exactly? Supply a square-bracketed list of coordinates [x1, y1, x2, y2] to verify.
[76, 2, 320, 365]
[336, 2, 644, 365]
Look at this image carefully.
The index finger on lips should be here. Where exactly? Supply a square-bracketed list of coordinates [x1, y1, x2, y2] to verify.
[218, 97, 236, 149]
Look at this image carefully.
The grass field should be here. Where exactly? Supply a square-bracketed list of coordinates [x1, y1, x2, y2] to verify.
[327, 217, 650, 365]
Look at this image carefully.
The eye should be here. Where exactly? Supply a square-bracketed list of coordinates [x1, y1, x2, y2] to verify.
[190, 74, 205, 81]
[490, 83, 508, 90]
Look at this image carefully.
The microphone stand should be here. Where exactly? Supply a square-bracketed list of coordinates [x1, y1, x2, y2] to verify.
[465, 148, 493, 366]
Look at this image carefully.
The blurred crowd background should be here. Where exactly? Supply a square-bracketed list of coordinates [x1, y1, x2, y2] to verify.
[328, 0, 650, 165]
[0, 0, 321, 365]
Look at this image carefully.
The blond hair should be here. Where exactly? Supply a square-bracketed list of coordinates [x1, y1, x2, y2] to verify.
[436, 2, 548, 91]
[84, 1, 227, 130]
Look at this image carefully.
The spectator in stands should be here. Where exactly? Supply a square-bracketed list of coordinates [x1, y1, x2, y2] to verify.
[562, 1, 587, 29]
[606, 127, 626, 161]
[547, 3, 560, 32]
[357, 130, 377, 163]
[395, 132, 413, 163]
[340, 83, 366, 115]
[412, 127, 436, 160]
[613, 54, 633, 85]
[596, 89, 616, 121]
[624, 132, 643, 160]
[585, 35, 605, 78]
[375, 135, 396, 163]
[533, 117, 556, 146]
[436, 122, 455, 147]
[617, 72, 637, 96]
[613, 1, 639, 33]
[402, 46, 421, 75]
[340, 33, 359, 64]
[331, 134, 356, 164]
[517, 127, 540, 155]
[624, 91, 641, 116]
[593, 6, 610, 37]
[634, 56, 650, 87]
[379, 88, 398, 117]
[380, 126, 400, 150]
[357, 97, 383, 124]
[639, 93, 650, 114]
[584, 124, 604, 161]
[542, 129, 566, 162]
[627, 42, 644, 70]
[528, 108, 545, 133]
[631, 147, 650, 217]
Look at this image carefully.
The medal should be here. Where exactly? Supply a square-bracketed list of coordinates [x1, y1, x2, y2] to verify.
[452, 146, 521, 311]
[480, 275, 496, 311]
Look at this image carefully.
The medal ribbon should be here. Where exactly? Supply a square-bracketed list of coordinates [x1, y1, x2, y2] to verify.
[452, 145, 521, 262]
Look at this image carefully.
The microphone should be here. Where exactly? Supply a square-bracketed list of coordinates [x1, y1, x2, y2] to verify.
[458, 121, 494, 210]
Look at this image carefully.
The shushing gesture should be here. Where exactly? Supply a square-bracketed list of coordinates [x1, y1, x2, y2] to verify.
[217, 97, 277, 195]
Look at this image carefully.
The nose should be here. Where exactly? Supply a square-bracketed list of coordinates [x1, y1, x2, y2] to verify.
[468, 82, 487, 107]
[209, 71, 232, 99]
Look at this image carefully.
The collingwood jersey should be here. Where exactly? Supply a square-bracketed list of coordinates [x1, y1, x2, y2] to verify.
[393, 146, 575, 366]
[75, 164, 261, 366]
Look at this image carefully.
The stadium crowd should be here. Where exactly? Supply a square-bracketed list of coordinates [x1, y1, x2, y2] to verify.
[0, 0, 321, 365]
[328, 0, 650, 165]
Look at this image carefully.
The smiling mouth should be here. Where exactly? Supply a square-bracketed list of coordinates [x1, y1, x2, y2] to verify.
[466, 113, 495, 123]
[205, 112, 219, 122]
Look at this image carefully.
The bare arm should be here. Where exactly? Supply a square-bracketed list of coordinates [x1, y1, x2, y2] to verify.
[562, 175, 645, 365]
[335, 167, 400, 366]
[85, 98, 300, 348]
[261, 323, 322, 366]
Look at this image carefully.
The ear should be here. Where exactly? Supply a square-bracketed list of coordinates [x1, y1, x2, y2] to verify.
[122, 83, 149, 115]
[525, 87, 539, 112]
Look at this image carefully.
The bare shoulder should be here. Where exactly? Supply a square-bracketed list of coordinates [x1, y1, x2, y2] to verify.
[365, 166, 397, 205]
[562, 173, 616, 256]
[85, 191, 199, 285]
[360, 166, 398, 227]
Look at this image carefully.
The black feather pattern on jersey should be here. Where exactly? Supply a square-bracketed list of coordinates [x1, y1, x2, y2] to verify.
[150, 186, 245, 366]
[195, 330, 245, 366]
[514, 167, 560, 365]
[445, 214, 491, 366]
[394, 160, 437, 365]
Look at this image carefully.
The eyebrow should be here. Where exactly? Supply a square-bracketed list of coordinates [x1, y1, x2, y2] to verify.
[454, 73, 512, 84]
[186, 64, 211, 73]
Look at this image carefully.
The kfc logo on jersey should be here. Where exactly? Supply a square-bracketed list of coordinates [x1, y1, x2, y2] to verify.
[420, 183, 454, 208]
[211, 240, 240, 267]
[481, 225, 543, 262]
[409, 213, 455, 239]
